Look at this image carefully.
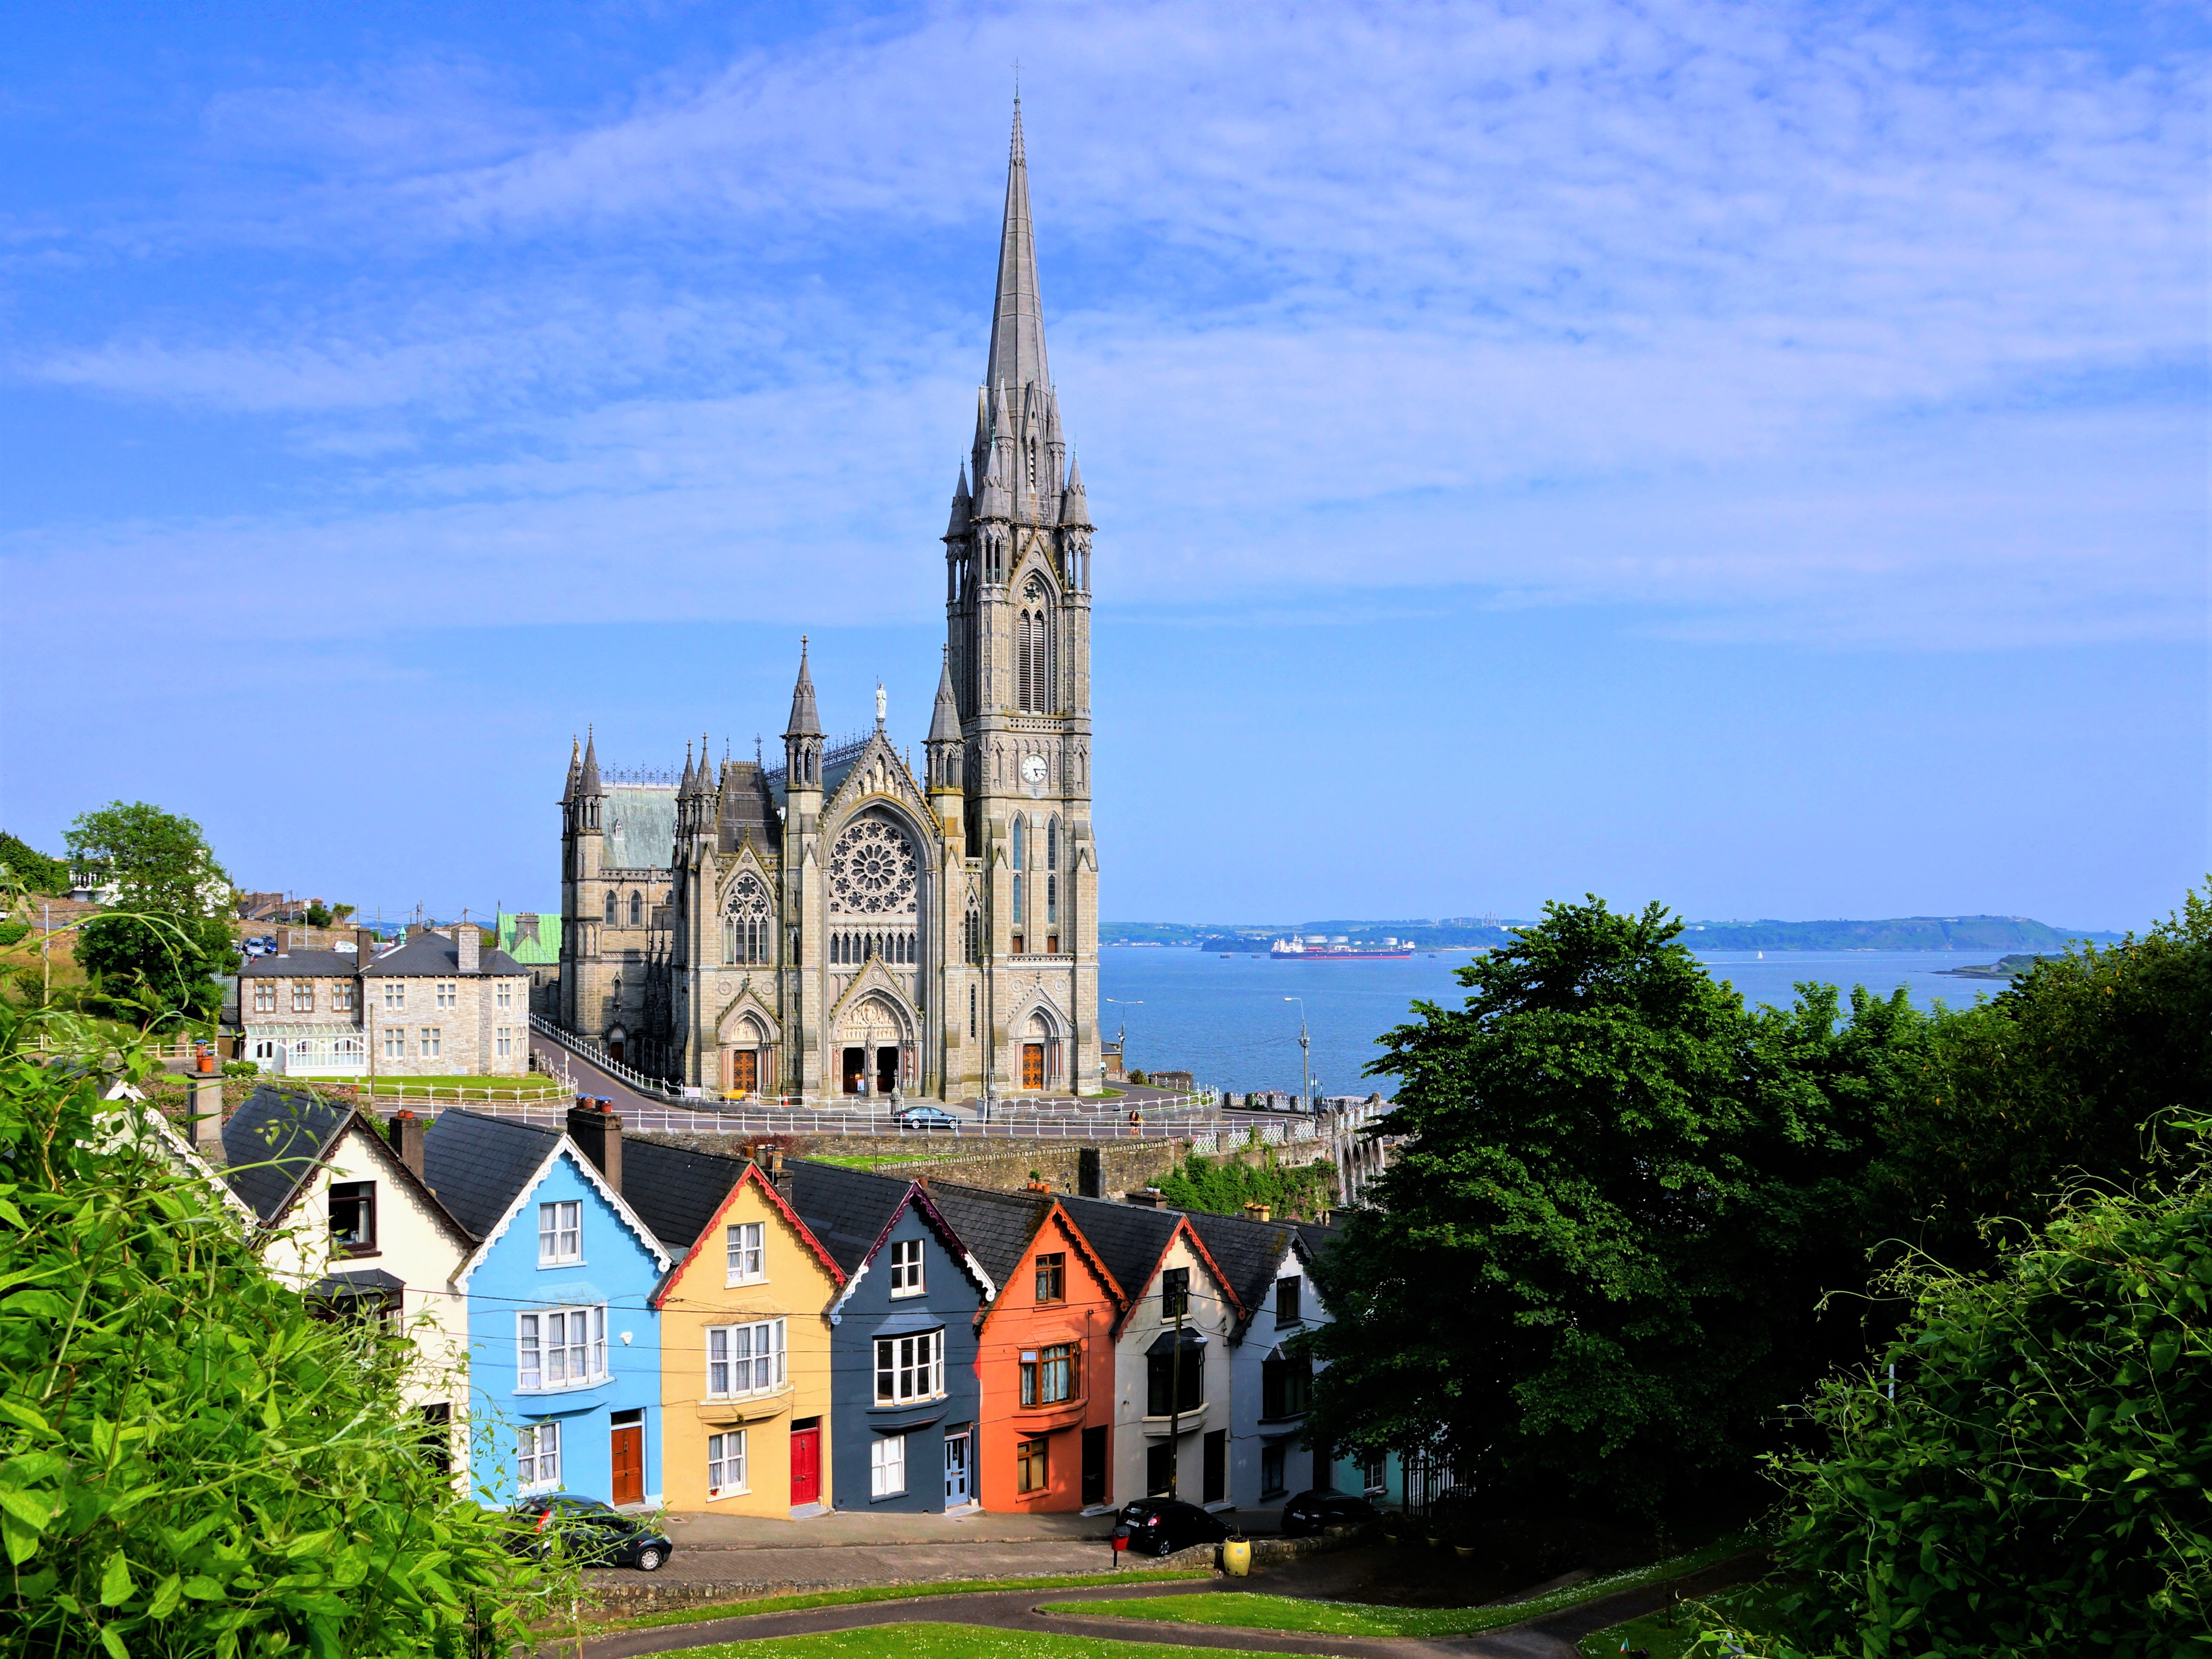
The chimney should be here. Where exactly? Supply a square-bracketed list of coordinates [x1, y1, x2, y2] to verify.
[355, 927, 377, 961]
[408, 922, 427, 940]
[566, 1099, 622, 1193]
[388, 1109, 426, 1177]
[1125, 1188, 1164, 1209]
[457, 925, 480, 974]
[275, 926, 292, 955]
[1243, 1201, 1273, 1223]
[188, 1074, 225, 1154]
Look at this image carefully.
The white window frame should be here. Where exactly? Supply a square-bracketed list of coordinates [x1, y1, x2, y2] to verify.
[518, 1420, 561, 1491]
[887, 1238, 924, 1297]
[332, 979, 355, 1012]
[870, 1433, 906, 1499]
[873, 1329, 944, 1404]
[497, 980, 514, 1009]
[381, 1027, 406, 1061]
[419, 1027, 440, 1059]
[707, 1429, 748, 1497]
[290, 981, 314, 1013]
[495, 1027, 512, 1059]
[538, 1200, 581, 1266]
[383, 982, 404, 1010]
[436, 980, 457, 1010]
[515, 1304, 606, 1391]
[725, 1221, 765, 1286]
[706, 1318, 786, 1398]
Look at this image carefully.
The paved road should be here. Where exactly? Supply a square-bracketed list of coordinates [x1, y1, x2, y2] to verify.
[571, 1551, 1767, 1659]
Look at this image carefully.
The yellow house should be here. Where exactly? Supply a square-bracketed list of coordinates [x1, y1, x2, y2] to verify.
[654, 1162, 844, 1514]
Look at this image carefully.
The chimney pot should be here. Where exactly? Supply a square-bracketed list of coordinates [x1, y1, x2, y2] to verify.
[388, 1109, 426, 1177]
[566, 1100, 623, 1194]
[188, 1074, 225, 1153]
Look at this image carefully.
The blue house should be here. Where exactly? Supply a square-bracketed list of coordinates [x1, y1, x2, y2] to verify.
[786, 1163, 994, 1513]
[424, 1105, 679, 1508]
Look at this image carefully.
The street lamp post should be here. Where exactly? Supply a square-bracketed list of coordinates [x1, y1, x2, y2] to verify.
[1105, 998, 1142, 1086]
[1284, 997, 1312, 1112]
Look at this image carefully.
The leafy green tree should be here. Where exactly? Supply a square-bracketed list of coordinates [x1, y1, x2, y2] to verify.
[0, 1011, 566, 1655]
[1772, 1118, 2211, 1658]
[63, 804, 236, 1029]
[65, 801, 229, 916]
[1863, 887, 2212, 1271]
[1306, 897, 1909, 1517]
[0, 832, 70, 897]
[304, 901, 333, 928]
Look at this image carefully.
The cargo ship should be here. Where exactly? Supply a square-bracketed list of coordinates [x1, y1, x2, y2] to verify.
[1270, 935, 1414, 961]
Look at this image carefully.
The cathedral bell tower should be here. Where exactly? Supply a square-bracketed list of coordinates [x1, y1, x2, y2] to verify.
[941, 100, 1100, 1098]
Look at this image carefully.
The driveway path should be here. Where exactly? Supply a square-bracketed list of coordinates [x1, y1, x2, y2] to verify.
[570, 1551, 1766, 1659]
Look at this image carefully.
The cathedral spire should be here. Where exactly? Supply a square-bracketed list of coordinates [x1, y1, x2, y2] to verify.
[564, 735, 581, 802]
[784, 635, 822, 738]
[984, 99, 1051, 412]
[578, 727, 601, 795]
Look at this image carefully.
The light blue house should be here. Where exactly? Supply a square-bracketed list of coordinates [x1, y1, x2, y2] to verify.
[424, 1106, 673, 1508]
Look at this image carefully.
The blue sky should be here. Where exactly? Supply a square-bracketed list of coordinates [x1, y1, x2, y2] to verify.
[1, 0, 2204, 932]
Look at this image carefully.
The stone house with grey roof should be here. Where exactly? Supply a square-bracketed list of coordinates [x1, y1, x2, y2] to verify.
[554, 107, 1100, 1105]
[242, 924, 532, 1079]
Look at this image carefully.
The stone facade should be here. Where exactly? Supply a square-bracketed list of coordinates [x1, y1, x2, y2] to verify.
[241, 925, 529, 1078]
[556, 106, 1101, 1103]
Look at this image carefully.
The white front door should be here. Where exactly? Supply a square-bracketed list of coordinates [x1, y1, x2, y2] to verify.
[943, 1430, 971, 1505]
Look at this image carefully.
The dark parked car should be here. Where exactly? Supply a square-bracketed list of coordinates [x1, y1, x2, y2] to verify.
[506, 1494, 672, 1571]
[1112, 1497, 1231, 1558]
[1280, 1489, 1381, 1536]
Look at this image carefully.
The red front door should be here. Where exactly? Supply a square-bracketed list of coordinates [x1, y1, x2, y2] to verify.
[610, 1425, 643, 1506]
[790, 1424, 821, 1506]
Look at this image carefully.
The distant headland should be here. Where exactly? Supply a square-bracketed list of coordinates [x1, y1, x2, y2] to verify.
[1103, 914, 2128, 953]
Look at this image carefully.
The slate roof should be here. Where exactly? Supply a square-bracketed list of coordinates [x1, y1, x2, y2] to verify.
[419, 1108, 561, 1239]
[716, 762, 782, 858]
[236, 948, 358, 979]
[1186, 1210, 1301, 1335]
[785, 1160, 914, 1275]
[925, 1182, 1053, 1289]
[220, 1084, 351, 1223]
[1051, 1193, 1187, 1314]
[361, 931, 526, 979]
[622, 1137, 748, 1258]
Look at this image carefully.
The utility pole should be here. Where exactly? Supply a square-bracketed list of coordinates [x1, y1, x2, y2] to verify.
[1285, 998, 1312, 1112]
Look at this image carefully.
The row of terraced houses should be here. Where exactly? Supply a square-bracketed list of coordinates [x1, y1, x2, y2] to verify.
[170, 1084, 1397, 1520]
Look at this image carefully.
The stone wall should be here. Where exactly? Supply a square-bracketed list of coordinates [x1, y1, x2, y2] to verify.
[630, 1132, 1189, 1198]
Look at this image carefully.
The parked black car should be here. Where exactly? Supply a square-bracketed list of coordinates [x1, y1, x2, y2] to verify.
[505, 1494, 672, 1571]
[1280, 1489, 1381, 1536]
[1112, 1497, 1231, 1558]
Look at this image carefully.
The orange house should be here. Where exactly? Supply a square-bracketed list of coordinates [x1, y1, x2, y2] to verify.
[929, 1182, 1126, 1511]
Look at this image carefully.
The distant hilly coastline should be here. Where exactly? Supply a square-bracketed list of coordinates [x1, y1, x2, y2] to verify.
[1101, 914, 2128, 953]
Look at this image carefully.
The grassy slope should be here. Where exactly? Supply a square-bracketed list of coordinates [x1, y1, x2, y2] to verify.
[592, 1571, 1205, 1635]
[644, 1621, 1319, 1659]
[1576, 1580, 1790, 1657]
[1040, 1535, 1754, 1638]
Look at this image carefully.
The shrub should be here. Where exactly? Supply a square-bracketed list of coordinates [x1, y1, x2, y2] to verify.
[0, 921, 28, 948]
[1773, 1116, 2211, 1658]
[221, 1059, 258, 1077]
[0, 1010, 568, 1654]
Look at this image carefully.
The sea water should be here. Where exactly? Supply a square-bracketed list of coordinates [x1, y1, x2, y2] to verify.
[1098, 946, 2013, 1098]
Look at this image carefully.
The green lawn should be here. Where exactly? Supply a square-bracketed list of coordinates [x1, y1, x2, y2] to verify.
[592, 1571, 1205, 1634]
[643, 1621, 1317, 1659]
[1040, 1534, 1756, 1639]
[356, 1075, 566, 1098]
[1576, 1579, 1792, 1657]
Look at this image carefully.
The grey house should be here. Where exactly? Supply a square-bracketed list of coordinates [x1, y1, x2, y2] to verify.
[1186, 1210, 1333, 1511]
[786, 1163, 994, 1512]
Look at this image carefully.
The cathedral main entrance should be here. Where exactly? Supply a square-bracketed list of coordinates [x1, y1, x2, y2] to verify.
[840, 1046, 901, 1095]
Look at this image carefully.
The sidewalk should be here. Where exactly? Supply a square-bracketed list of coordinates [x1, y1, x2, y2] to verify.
[663, 1506, 1126, 1549]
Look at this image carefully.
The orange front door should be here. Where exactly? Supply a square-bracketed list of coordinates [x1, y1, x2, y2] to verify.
[610, 1425, 643, 1506]
[790, 1425, 821, 1506]
[1022, 1043, 1045, 1089]
[729, 1049, 757, 1094]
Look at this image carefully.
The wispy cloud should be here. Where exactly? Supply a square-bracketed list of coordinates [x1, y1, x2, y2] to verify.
[1, 0, 2203, 650]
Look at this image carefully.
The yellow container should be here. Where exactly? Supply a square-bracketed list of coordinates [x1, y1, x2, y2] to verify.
[1222, 1538, 1252, 1577]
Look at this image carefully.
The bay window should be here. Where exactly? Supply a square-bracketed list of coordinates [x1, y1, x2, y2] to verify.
[517, 1306, 606, 1390]
[707, 1319, 786, 1397]
[874, 1329, 943, 1404]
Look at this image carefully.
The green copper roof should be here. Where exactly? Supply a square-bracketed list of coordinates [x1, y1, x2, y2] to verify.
[496, 910, 562, 965]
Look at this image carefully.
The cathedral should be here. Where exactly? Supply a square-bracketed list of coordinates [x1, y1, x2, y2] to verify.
[556, 106, 1100, 1103]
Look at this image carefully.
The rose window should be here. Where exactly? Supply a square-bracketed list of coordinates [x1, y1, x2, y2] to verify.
[830, 813, 918, 915]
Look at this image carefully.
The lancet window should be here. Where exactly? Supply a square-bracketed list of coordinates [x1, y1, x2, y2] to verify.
[1016, 576, 1054, 713]
[723, 876, 771, 965]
